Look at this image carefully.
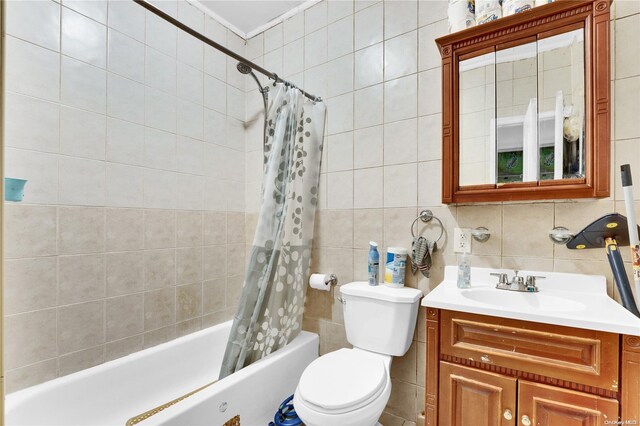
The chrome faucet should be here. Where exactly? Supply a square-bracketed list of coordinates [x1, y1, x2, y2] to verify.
[491, 271, 544, 292]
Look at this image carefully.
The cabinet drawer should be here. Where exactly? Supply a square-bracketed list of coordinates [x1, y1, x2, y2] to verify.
[440, 310, 619, 391]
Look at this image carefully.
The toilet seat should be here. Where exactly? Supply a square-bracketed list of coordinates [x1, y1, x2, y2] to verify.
[296, 349, 388, 414]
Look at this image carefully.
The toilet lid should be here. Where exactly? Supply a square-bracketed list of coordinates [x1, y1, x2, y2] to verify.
[297, 349, 387, 413]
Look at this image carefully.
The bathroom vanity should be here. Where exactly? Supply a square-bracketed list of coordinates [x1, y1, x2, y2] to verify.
[422, 267, 640, 426]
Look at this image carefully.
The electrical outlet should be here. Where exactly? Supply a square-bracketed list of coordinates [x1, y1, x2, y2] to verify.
[453, 228, 472, 254]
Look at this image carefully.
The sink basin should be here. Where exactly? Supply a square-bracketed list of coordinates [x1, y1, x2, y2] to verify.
[460, 288, 587, 312]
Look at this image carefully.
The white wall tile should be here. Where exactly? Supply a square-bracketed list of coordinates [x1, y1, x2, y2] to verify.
[419, 20, 447, 72]
[384, 0, 418, 39]
[176, 136, 205, 175]
[61, 7, 107, 68]
[177, 32, 204, 71]
[108, 0, 145, 42]
[306, 1, 328, 34]
[304, 27, 327, 68]
[354, 167, 384, 208]
[177, 99, 204, 140]
[227, 86, 245, 122]
[58, 156, 105, 206]
[246, 34, 264, 60]
[226, 58, 246, 90]
[418, 114, 442, 161]
[384, 75, 418, 123]
[384, 31, 418, 81]
[204, 75, 227, 114]
[418, 0, 448, 27]
[328, 0, 353, 23]
[61, 56, 106, 113]
[284, 39, 305, 77]
[327, 54, 354, 97]
[147, 12, 177, 58]
[178, 1, 204, 33]
[204, 47, 227, 81]
[328, 170, 354, 209]
[615, 76, 640, 140]
[304, 64, 328, 100]
[146, 47, 177, 95]
[284, 13, 305, 44]
[143, 169, 176, 209]
[60, 106, 106, 160]
[354, 84, 383, 129]
[106, 163, 143, 208]
[203, 108, 227, 146]
[327, 93, 354, 135]
[108, 30, 145, 83]
[145, 88, 177, 133]
[6, 0, 60, 51]
[205, 15, 226, 45]
[327, 132, 354, 172]
[418, 160, 442, 207]
[354, 125, 384, 168]
[177, 63, 204, 105]
[144, 128, 177, 171]
[5, 148, 58, 205]
[106, 118, 144, 166]
[418, 68, 442, 116]
[5, 93, 60, 153]
[225, 180, 245, 212]
[355, 2, 383, 50]
[328, 16, 354, 61]
[6, 36, 60, 102]
[107, 73, 145, 125]
[203, 178, 226, 211]
[355, 43, 383, 89]
[265, 24, 284, 53]
[62, 0, 107, 24]
[384, 118, 418, 165]
[383, 163, 417, 207]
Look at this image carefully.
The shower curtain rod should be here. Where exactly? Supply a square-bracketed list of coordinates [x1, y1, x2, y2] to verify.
[133, 0, 322, 102]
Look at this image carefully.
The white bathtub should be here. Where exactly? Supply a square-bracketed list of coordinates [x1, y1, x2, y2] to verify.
[6, 321, 319, 426]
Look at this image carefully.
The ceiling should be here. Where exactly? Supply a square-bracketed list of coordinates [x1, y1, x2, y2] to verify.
[195, 1, 308, 36]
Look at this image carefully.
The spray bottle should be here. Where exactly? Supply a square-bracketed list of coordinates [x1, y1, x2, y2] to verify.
[368, 241, 380, 286]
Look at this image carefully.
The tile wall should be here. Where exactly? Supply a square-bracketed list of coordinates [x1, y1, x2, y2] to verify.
[245, 0, 640, 424]
[3, 0, 249, 392]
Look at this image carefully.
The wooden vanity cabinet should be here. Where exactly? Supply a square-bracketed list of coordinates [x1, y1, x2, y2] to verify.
[425, 308, 637, 426]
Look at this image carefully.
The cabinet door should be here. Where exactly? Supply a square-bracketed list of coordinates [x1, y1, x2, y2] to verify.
[439, 361, 517, 426]
[518, 380, 619, 426]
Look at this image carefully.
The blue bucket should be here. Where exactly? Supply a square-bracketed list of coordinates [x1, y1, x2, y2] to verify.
[5, 178, 27, 202]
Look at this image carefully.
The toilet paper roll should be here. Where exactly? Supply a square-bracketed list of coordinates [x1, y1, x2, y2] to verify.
[309, 274, 331, 291]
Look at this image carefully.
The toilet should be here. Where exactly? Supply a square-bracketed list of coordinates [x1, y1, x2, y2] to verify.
[293, 282, 423, 426]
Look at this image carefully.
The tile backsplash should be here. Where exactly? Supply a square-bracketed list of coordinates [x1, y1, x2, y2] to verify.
[3, 0, 247, 393]
[4, 0, 640, 424]
[243, 0, 640, 424]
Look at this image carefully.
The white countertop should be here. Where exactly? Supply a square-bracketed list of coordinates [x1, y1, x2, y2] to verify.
[421, 266, 640, 336]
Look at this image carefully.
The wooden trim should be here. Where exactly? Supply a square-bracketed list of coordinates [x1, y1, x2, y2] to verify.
[440, 310, 619, 391]
[438, 0, 611, 204]
[622, 335, 640, 423]
[518, 380, 619, 425]
[425, 308, 440, 426]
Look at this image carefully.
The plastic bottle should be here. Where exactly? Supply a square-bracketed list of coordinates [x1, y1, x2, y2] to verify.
[457, 252, 471, 289]
[368, 242, 380, 286]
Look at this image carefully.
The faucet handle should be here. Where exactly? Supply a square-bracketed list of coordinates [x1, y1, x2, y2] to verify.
[490, 272, 508, 285]
[525, 275, 545, 291]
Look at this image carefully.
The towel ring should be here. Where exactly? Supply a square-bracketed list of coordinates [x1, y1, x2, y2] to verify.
[411, 209, 444, 242]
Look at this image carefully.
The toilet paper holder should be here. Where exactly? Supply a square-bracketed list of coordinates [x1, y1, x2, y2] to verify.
[325, 274, 338, 286]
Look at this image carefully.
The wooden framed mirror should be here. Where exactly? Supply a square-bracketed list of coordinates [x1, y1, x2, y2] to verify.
[436, 0, 611, 203]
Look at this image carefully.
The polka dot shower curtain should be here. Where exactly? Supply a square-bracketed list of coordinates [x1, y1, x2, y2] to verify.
[220, 83, 326, 378]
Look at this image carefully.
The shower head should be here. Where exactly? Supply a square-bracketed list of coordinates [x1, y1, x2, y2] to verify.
[237, 62, 252, 74]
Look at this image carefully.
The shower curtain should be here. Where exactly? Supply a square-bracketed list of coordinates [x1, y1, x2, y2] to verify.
[219, 83, 326, 378]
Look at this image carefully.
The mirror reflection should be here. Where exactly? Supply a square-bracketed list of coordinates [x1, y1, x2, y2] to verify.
[458, 28, 585, 186]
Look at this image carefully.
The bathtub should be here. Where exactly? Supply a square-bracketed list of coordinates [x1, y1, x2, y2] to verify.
[6, 321, 319, 426]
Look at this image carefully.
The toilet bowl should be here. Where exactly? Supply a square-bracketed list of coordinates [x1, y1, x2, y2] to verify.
[294, 282, 423, 426]
[293, 348, 391, 426]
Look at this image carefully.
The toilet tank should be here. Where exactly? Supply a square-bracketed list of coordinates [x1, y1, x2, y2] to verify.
[339, 282, 423, 356]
